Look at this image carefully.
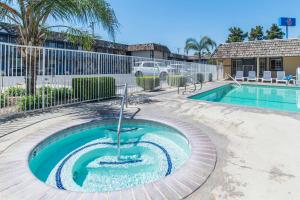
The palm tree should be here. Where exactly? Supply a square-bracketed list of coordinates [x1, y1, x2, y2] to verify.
[0, 0, 119, 94]
[184, 36, 216, 63]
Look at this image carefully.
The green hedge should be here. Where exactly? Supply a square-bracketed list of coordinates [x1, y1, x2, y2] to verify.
[136, 76, 160, 91]
[167, 75, 187, 87]
[41, 87, 72, 101]
[17, 95, 43, 111]
[196, 73, 205, 83]
[4, 86, 26, 97]
[72, 77, 116, 100]
[0, 93, 8, 107]
[17, 87, 72, 111]
[208, 73, 213, 81]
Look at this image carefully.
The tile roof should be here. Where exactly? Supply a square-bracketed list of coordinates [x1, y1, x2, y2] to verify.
[212, 39, 300, 58]
[128, 43, 170, 53]
[0, 22, 128, 50]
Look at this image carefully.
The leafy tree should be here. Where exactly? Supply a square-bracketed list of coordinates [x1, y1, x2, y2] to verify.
[184, 36, 217, 62]
[249, 26, 265, 41]
[0, 0, 119, 94]
[266, 24, 285, 40]
[226, 27, 248, 43]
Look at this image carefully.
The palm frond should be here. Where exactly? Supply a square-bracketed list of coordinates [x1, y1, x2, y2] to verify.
[33, 0, 119, 40]
[185, 38, 200, 53]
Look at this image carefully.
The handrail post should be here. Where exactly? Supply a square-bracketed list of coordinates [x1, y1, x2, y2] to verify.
[42, 48, 46, 111]
[226, 73, 241, 87]
[117, 83, 127, 159]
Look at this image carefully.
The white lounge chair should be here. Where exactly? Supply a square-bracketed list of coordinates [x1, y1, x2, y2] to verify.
[262, 71, 272, 83]
[247, 71, 257, 82]
[276, 71, 288, 84]
[235, 71, 244, 81]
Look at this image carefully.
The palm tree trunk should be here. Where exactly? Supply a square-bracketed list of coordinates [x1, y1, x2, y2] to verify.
[198, 52, 202, 63]
[23, 48, 39, 95]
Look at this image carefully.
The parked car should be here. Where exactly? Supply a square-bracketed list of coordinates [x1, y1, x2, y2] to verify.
[170, 64, 191, 75]
[133, 61, 175, 79]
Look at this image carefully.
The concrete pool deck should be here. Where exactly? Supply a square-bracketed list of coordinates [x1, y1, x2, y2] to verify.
[1, 81, 300, 199]
[138, 82, 300, 200]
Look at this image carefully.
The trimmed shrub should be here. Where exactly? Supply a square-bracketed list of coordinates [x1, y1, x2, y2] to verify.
[196, 73, 205, 83]
[16, 87, 73, 111]
[17, 95, 43, 111]
[136, 76, 160, 91]
[72, 77, 116, 100]
[208, 73, 213, 81]
[0, 93, 8, 107]
[41, 87, 72, 102]
[167, 75, 187, 87]
[4, 86, 26, 97]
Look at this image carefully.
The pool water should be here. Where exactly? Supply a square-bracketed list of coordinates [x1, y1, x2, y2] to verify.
[190, 84, 300, 112]
[29, 120, 190, 192]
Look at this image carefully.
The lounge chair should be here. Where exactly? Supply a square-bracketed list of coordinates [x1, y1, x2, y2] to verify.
[262, 71, 272, 83]
[247, 71, 257, 82]
[276, 71, 288, 84]
[235, 71, 244, 81]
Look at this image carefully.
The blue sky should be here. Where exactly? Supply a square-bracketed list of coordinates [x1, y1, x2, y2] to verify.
[92, 0, 300, 54]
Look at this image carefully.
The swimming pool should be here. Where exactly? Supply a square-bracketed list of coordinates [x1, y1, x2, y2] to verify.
[189, 84, 300, 112]
[29, 119, 190, 192]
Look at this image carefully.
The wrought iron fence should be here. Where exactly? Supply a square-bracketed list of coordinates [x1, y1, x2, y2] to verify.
[0, 42, 223, 116]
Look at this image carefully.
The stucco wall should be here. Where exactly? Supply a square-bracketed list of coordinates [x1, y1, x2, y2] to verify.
[283, 57, 300, 75]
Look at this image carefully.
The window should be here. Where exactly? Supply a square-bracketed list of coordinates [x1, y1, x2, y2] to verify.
[150, 51, 154, 58]
[57, 42, 64, 49]
[0, 35, 8, 42]
[269, 58, 283, 71]
[47, 42, 56, 48]
[143, 62, 154, 67]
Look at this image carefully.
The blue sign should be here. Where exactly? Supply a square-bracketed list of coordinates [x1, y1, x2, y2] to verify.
[278, 17, 296, 26]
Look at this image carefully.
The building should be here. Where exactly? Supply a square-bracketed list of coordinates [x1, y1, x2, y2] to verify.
[0, 22, 192, 62]
[212, 39, 300, 77]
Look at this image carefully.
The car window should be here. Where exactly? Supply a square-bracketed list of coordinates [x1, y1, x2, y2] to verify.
[143, 63, 154, 67]
[134, 62, 142, 67]
[159, 63, 167, 67]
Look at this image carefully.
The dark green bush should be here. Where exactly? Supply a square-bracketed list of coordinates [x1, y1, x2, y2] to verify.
[167, 75, 187, 87]
[17, 95, 43, 111]
[136, 76, 160, 91]
[197, 73, 205, 83]
[208, 73, 213, 81]
[4, 87, 26, 97]
[41, 87, 72, 102]
[16, 87, 72, 111]
[72, 77, 116, 100]
[0, 93, 8, 107]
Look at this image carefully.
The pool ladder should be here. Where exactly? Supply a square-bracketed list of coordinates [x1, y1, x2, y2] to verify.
[117, 83, 128, 159]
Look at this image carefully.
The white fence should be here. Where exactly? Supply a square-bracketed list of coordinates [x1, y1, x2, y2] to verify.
[0, 42, 223, 116]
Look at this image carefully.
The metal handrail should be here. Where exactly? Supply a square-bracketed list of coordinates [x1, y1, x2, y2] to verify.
[181, 75, 203, 95]
[117, 83, 128, 159]
[226, 73, 241, 87]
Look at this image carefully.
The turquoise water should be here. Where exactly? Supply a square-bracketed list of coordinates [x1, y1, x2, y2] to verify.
[29, 120, 190, 192]
[190, 84, 300, 112]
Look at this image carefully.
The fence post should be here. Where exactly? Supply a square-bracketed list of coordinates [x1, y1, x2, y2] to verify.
[42, 48, 46, 111]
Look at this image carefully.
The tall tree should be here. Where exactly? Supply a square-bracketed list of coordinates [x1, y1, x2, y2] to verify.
[0, 0, 119, 94]
[249, 26, 265, 41]
[226, 27, 248, 43]
[184, 36, 216, 62]
[266, 24, 285, 40]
